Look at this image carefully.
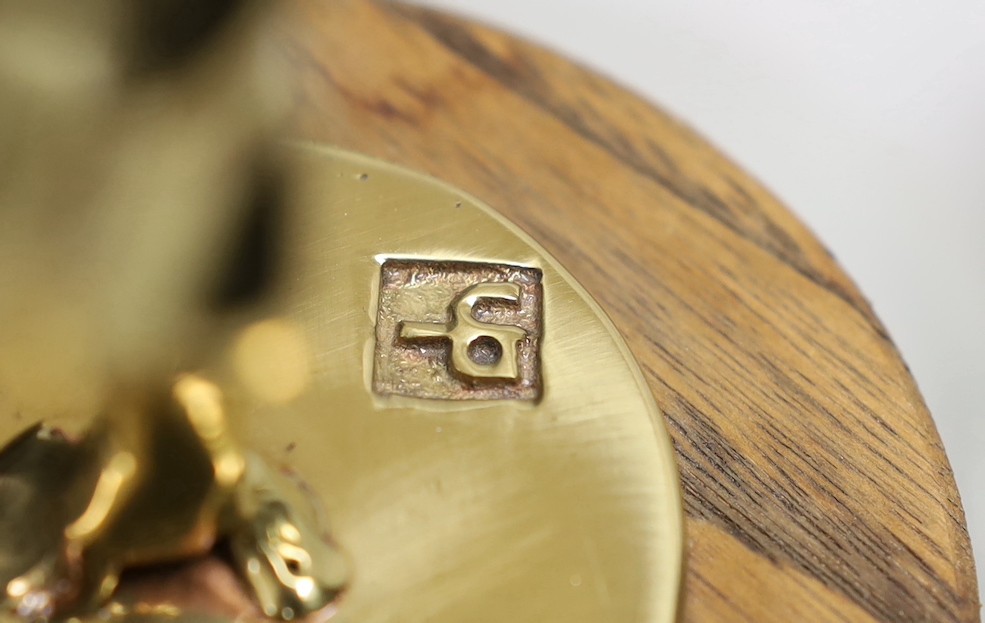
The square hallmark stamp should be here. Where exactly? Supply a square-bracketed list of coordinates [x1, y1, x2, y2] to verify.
[373, 259, 543, 401]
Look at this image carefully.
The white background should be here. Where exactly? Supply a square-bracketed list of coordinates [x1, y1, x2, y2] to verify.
[415, 0, 985, 596]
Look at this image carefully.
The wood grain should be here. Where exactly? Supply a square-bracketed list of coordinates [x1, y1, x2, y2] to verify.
[279, 1, 979, 620]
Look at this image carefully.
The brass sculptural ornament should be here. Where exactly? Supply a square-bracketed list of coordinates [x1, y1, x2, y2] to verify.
[0, 2, 683, 622]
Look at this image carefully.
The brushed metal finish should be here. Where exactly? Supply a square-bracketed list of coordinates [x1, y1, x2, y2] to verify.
[258, 145, 684, 623]
[0, 144, 682, 621]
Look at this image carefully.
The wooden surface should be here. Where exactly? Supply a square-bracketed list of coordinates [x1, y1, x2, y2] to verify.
[280, 2, 979, 621]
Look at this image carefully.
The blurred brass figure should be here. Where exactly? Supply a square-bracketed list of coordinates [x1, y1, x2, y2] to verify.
[0, 376, 347, 621]
[0, 1, 684, 622]
[0, 1, 347, 620]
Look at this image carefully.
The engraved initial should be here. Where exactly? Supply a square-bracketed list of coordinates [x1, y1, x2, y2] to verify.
[400, 282, 527, 380]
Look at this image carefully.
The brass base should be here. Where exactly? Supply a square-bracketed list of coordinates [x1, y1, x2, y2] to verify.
[0, 146, 682, 622]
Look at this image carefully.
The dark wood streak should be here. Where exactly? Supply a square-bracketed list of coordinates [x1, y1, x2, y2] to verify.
[385, 3, 890, 340]
[282, 1, 979, 621]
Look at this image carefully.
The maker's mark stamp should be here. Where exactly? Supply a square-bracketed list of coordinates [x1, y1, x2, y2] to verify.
[373, 259, 543, 401]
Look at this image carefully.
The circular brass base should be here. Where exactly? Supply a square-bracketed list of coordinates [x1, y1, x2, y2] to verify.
[269, 146, 683, 623]
[0, 146, 682, 622]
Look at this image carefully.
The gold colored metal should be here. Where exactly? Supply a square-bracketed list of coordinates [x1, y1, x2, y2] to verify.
[399, 281, 528, 382]
[0, 145, 683, 622]
[0, 1, 354, 619]
[0, 1, 682, 620]
[255, 145, 683, 623]
[0, 373, 348, 621]
[375, 259, 544, 400]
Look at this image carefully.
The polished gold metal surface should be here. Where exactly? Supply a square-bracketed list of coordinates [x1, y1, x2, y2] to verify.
[0, 372, 348, 621]
[0, 1, 682, 619]
[0, 145, 683, 622]
[241, 145, 684, 623]
[0, 1, 352, 619]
